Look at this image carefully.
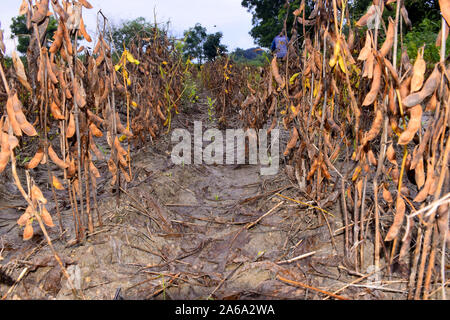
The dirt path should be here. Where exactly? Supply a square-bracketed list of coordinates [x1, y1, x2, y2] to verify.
[0, 95, 409, 300]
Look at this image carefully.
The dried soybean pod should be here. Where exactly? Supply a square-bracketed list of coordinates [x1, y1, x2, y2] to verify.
[6, 94, 22, 137]
[437, 203, 449, 244]
[73, 79, 86, 108]
[385, 196, 406, 241]
[90, 137, 105, 161]
[379, 17, 395, 57]
[383, 185, 394, 203]
[87, 110, 105, 126]
[411, 47, 426, 93]
[271, 56, 285, 88]
[12, 93, 37, 137]
[48, 145, 69, 169]
[66, 112, 76, 138]
[399, 76, 411, 100]
[398, 105, 422, 145]
[367, 149, 377, 166]
[67, 157, 76, 178]
[415, 157, 425, 189]
[31, 185, 47, 204]
[89, 122, 103, 137]
[25, 147, 44, 169]
[12, 50, 32, 92]
[19, 0, 28, 15]
[362, 107, 383, 144]
[362, 61, 382, 106]
[61, 20, 73, 56]
[31, 0, 49, 24]
[414, 159, 434, 203]
[41, 206, 55, 228]
[439, 0, 450, 26]
[79, 0, 93, 9]
[436, 21, 449, 47]
[157, 104, 166, 121]
[284, 127, 299, 156]
[388, 86, 397, 115]
[387, 144, 397, 165]
[52, 175, 64, 191]
[356, 5, 377, 27]
[79, 16, 92, 42]
[0, 142, 10, 173]
[23, 220, 34, 241]
[89, 161, 101, 179]
[425, 92, 437, 112]
[50, 101, 65, 120]
[358, 31, 372, 61]
[120, 164, 132, 182]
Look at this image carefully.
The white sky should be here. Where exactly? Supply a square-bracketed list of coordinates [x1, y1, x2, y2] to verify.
[0, 0, 256, 55]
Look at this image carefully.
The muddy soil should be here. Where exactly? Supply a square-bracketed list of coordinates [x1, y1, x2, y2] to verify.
[0, 96, 412, 300]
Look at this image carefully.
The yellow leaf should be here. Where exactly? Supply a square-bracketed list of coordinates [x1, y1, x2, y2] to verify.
[119, 135, 127, 142]
[52, 175, 64, 190]
[329, 41, 341, 68]
[127, 78, 131, 86]
[313, 81, 320, 97]
[290, 105, 296, 114]
[126, 51, 138, 64]
[338, 55, 347, 74]
[114, 64, 122, 72]
[352, 166, 361, 182]
[131, 101, 138, 109]
[289, 73, 300, 85]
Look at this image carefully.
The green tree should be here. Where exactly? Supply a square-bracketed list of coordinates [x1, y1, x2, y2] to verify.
[10, 15, 57, 54]
[183, 23, 207, 63]
[242, 0, 311, 48]
[203, 32, 227, 61]
[111, 17, 155, 52]
[350, 0, 440, 25]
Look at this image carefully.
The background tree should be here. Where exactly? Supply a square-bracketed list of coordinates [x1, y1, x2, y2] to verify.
[203, 32, 227, 61]
[111, 17, 155, 52]
[241, 0, 312, 48]
[183, 23, 207, 63]
[10, 15, 57, 55]
[350, 0, 440, 27]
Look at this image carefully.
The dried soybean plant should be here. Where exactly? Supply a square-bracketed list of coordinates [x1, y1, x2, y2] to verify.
[0, 0, 137, 245]
[124, 26, 189, 143]
[200, 56, 269, 127]
[1, 1, 191, 245]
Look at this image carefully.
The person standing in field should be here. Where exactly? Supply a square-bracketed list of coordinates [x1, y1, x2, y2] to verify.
[271, 32, 289, 59]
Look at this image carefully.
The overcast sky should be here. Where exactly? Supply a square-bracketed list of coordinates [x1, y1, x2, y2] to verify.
[0, 0, 256, 55]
